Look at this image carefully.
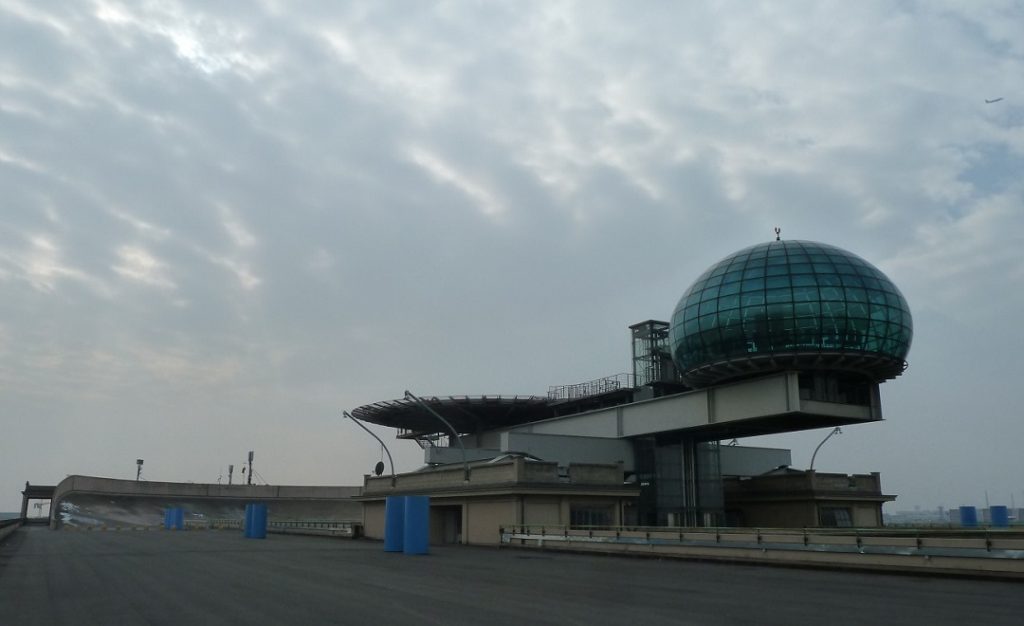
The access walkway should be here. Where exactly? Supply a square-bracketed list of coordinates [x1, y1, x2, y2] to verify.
[1, 526, 1022, 625]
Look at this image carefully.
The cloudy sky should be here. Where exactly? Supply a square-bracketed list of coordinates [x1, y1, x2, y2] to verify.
[2, 0, 1022, 514]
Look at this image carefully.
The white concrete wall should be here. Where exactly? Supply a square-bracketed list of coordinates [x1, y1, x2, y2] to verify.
[500, 432, 635, 471]
[506, 372, 877, 443]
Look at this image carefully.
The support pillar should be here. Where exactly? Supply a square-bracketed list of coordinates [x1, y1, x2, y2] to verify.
[20, 482, 30, 520]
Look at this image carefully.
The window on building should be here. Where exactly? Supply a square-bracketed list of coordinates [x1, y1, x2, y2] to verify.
[819, 506, 853, 527]
[570, 505, 613, 528]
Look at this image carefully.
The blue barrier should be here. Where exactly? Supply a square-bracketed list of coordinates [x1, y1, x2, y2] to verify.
[403, 495, 430, 555]
[165, 507, 185, 530]
[244, 503, 267, 539]
[384, 496, 405, 552]
[959, 506, 978, 527]
[990, 505, 1009, 528]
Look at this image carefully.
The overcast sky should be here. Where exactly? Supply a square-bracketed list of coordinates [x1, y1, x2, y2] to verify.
[2, 1, 1022, 514]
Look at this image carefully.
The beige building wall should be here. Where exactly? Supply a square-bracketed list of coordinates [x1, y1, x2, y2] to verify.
[852, 503, 881, 527]
[363, 501, 385, 540]
[523, 497, 561, 525]
[465, 498, 517, 545]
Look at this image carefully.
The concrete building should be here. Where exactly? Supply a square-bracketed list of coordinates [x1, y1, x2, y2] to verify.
[351, 239, 912, 544]
[723, 468, 894, 527]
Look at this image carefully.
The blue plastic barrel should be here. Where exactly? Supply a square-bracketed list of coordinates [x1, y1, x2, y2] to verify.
[164, 508, 173, 530]
[959, 506, 978, 527]
[383, 496, 405, 552]
[248, 503, 268, 539]
[173, 507, 185, 530]
[403, 495, 430, 555]
[990, 505, 1009, 528]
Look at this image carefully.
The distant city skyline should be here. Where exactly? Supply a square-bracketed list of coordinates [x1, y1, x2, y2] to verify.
[2, 1, 1023, 513]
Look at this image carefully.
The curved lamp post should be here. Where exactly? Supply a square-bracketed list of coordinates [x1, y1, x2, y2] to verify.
[343, 411, 397, 486]
[404, 390, 470, 482]
[809, 426, 842, 472]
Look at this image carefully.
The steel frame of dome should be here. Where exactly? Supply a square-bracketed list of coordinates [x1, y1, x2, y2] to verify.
[670, 240, 912, 387]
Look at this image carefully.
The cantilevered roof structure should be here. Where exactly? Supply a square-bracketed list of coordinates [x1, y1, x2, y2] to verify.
[351, 395, 552, 438]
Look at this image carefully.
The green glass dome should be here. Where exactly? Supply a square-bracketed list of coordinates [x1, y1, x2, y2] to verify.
[669, 240, 912, 387]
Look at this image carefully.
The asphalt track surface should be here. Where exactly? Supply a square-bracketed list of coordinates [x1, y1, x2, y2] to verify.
[1, 526, 1021, 625]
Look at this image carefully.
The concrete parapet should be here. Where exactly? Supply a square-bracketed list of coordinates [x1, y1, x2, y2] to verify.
[362, 459, 625, 495]
[50, 475, 362, 529]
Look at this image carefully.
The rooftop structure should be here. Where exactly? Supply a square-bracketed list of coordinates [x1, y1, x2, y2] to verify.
[669, 240, 912, 387]
[349, 237, 912, 534]
[351, 395, 551, 441]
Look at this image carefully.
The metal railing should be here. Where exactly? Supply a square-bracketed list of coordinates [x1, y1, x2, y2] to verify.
[548, 373, 636, 401]
[500, 524, 1024, 560]
[183, 518, 362, 538]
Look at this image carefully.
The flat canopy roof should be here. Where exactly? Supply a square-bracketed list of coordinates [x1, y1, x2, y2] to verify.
[351, 395, 552, 437]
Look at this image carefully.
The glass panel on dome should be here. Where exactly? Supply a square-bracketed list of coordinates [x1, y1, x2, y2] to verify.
[741, 291, 765, 306]
[741, 305, 766, 323]
[718, 294, 741, 310]
[699, 313, 718, 331]
[823, 299, 847, 315]
[719, 281, 741, 296]
[847, 302, 869, 318]
[765, 275, 791, 289]
[741, 278, 765, 291]
[794, 301, 819, 317]
[765, 288, 791, 304]
[719, 308, 742, 326]
[792, 286, 817, 302]
[820, 286, 843, 301]
[845, 287, 867, 302]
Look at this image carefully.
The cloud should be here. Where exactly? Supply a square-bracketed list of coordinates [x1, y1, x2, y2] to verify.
[1, 0, 1023, 511]
[406, 145, 505, 217]
[112, 245, 176, 290]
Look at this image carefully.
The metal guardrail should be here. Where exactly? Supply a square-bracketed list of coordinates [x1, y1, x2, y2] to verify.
[500, 525, 1024, 561]
[183, 518, 362, 538]
[548, 373, 636, 401]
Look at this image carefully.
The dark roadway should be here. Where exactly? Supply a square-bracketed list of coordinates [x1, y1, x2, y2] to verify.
[0, 526, 1021, 625]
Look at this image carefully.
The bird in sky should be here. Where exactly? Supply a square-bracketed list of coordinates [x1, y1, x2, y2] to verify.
[985, 98, 1004, 104]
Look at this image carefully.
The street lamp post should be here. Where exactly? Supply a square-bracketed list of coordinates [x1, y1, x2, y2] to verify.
[343, 411, 397, 486]
[404, 390, 470, 482]
[809, 427, 842, 472]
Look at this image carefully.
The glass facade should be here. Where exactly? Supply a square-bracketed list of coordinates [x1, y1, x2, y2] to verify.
[669, 240, 912, 386]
